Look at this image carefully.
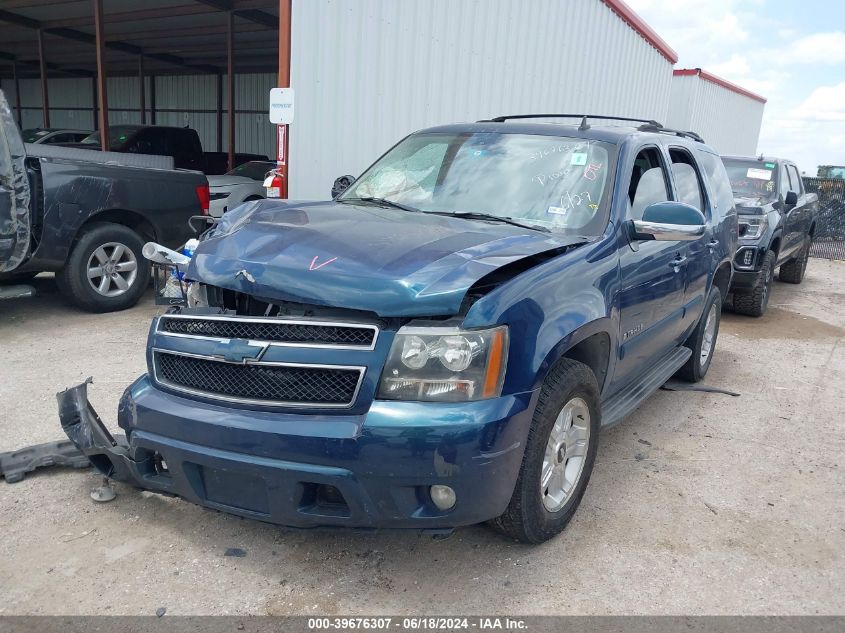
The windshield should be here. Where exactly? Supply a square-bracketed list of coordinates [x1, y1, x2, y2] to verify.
[723, 158, 778, 199]
[80, 126, 142, 150]
[225, 161, 275, 181]
[340, 132, 615, 236]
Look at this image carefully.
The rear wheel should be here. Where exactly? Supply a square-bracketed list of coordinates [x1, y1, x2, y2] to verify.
[733, 250, 776, 317]
[677, 288, 721, 382]
[491, 358, 600, 543]
[779, 237, 810, 284]
[56, 222, 150, 313]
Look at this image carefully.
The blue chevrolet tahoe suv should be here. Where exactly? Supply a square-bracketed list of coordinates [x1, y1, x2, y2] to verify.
[59, 115, 738, 543]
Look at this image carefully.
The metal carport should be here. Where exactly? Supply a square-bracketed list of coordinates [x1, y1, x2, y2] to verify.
[0, 0, 289, 178]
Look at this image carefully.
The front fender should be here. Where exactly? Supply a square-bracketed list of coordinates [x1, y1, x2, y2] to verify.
[463, 239, 619, 394]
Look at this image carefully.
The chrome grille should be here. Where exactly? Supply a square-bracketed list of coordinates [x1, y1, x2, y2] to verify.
[158, 315, 378, 349]
[152, 350, 364, 408]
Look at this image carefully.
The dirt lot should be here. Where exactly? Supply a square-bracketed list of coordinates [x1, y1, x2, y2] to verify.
[1, 261, 843, 616]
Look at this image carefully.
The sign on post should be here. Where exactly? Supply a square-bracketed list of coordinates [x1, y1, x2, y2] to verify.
[269, 87, 295, 125]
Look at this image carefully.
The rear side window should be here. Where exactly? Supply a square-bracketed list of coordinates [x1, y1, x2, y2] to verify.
[696, 151, 735, 215]
[669, 148, 705, 212]
[787, 165, 803, 194]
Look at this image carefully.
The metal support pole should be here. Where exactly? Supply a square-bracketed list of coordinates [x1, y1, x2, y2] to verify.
[226, 10, 235, 172]
[94, 0, 109, 151]
[216, 71, 223, 152]
[149, 74, 156, 124]
[91, 77, 98, 130]
[138, 54, 146, 124]
[277, 0, 292, 198]
[37, 29, 50, 128]
[12, 61, 22, 128]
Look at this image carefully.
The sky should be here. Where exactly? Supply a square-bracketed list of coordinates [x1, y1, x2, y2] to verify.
[628, 0, 845, 175]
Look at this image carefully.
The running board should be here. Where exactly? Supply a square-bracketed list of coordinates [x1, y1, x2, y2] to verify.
[601, 347, 692, 429]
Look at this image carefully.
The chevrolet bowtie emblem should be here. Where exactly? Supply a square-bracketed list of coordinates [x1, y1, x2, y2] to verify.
[210, 339, 267, 364]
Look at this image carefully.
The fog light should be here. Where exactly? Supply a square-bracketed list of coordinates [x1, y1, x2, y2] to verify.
[743, 249, 754, 266]
[430, 485, 456, 510]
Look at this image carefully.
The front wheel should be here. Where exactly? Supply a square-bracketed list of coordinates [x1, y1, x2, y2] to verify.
[779, 237, 810, 284]
[677, 288, 722, 382]
[491, 358, 600, 543]
[56, 222, 151, 313]
[733, 249, 776, 317]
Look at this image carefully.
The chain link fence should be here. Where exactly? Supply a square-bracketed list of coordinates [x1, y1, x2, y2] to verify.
[803, 177, 845, 260]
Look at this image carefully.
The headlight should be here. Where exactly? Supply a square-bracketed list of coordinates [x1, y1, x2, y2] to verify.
[377, 325, 508, 402]
[738, 215, 768, 239]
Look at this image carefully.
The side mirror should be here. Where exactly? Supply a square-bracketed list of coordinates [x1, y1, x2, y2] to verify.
[784, 190, 798, 207]
[332, 175, 356, 198]
[630, 201, 706, 242]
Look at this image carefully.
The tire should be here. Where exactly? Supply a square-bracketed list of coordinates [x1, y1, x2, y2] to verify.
[676, 288, 722, 382]
[56, 222, 151, 313]
[491, 358, 600, 543]
[733, 250, 776, 317]
[779, 237, 810, 284]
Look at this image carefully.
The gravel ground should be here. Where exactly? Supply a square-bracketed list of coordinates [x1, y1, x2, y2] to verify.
[0, 261, 843, 616]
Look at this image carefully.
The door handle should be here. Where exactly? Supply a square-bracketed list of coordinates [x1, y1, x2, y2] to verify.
[708, 239, 719, 250]
[669, 255, 687, 270]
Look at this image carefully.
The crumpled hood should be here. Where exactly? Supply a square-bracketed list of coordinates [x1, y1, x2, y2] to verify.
[189, 199, 585, 317]
[734, 195, 774, 215]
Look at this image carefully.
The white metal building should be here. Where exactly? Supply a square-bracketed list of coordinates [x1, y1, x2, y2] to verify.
[1, 1, 766, 199]
[666, 68, 766, 156]
[288, 0, 678, 198]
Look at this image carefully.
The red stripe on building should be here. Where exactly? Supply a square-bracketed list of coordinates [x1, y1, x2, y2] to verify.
[674, 68, 767, 104]
[601, 0, 679, 64]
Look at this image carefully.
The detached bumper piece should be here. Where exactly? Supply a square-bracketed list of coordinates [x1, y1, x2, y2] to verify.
[57, 378, 152, 484]
[0, 440, 90, 483]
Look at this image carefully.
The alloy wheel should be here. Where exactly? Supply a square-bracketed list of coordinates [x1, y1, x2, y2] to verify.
[86, 242, 138, 297]
[541, 397, 591, 512]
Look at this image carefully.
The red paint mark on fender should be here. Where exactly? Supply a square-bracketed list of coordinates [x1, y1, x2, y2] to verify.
[309, 256, 338, 271]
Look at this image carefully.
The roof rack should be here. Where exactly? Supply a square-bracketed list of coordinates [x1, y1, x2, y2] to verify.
[478, 114, 663, 129]
[478, 113, 704, 143]
[636, 123, 705, 143]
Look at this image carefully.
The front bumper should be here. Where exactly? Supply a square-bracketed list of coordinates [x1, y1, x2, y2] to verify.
[730, 243, 766, 292]
[58, 377, 535, 530]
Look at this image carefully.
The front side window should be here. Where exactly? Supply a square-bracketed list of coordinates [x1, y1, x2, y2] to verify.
[723, 158, 778, 200]
[627, 147, 670, 220]
[340, 132, 616, 236]
[780, 164, 792, 198]
[669, 148, 705, 213]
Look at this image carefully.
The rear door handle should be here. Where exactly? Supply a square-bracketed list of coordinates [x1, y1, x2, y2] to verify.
[708, 239, 719, 250]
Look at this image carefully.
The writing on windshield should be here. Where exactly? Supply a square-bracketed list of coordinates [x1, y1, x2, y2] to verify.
[341, 132, 614, 236]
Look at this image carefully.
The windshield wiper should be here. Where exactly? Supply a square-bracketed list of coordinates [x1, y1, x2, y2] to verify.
[425, 211, 551, 233]
[339, 197, 421, 213]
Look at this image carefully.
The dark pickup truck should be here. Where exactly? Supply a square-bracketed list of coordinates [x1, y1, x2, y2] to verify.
[67, 125, 268, 175]
[722, 156, 818, 316]
[59, 114, 737, 543]
[0, 92, 208, 312]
